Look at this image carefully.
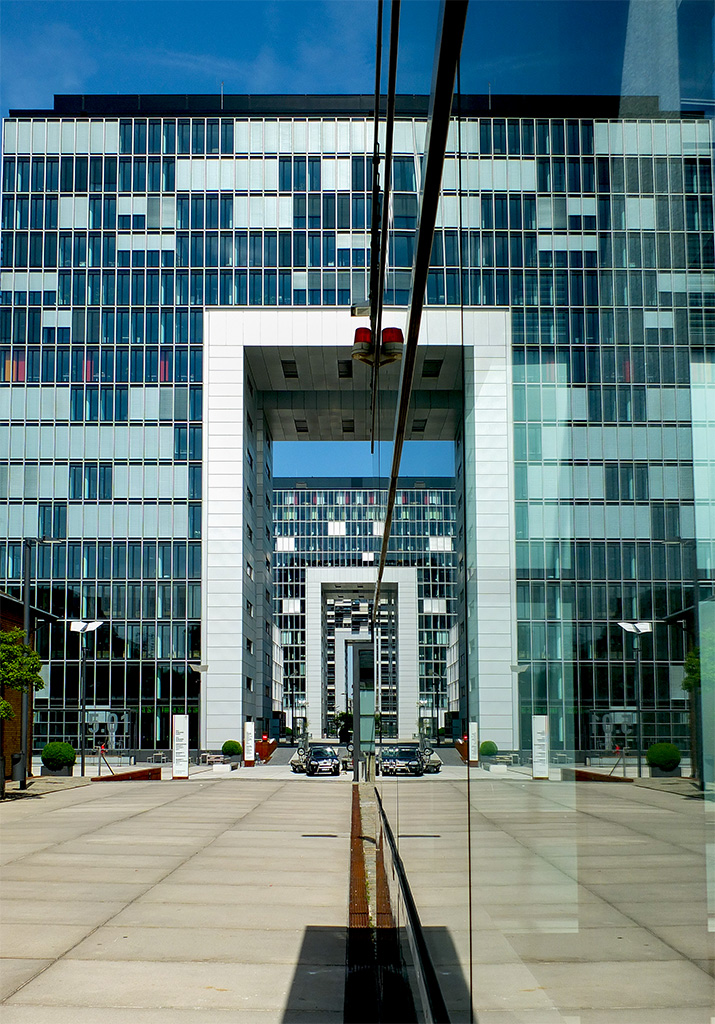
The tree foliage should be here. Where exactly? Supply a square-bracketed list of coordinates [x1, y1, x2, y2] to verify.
[1, 627, 44, 697]
[682, 647, 700, 693]
[1, 627, 45, 798]
[334, 711, 353, 731]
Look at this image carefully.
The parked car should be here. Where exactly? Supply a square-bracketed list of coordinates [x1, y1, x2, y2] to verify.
[306, 745, 341, 776]
[379, 745, 424, 776]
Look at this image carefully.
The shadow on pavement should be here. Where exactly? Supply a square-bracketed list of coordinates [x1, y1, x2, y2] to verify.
[281, 925, 347, 1022]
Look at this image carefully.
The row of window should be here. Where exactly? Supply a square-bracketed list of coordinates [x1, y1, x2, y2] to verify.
[5, 122, 711, 190]
[511, 339, 694, 381]
[519, 620, 684, 665]
[1, 539, 201, 578]
[516, 579, 688, 623]
[513, 538, 695, 582]
[275, 490, 454, 506]
[40, 620, 202, 660]
[2, 344, 203, 383]
[3, 334, 700, 390]
[514, 384, 688, 423]
[3, 463, 202, 504]
[35, 587, 202, 627]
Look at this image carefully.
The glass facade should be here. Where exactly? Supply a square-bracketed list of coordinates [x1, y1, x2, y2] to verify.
[0, 95, 712, 756]
[273, 478, 456, 737]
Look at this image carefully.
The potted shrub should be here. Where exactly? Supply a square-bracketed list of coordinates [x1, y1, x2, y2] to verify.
[221, 740, 243, 763]
[40, 742, 76, 777]
[479, 740, 498, 764]
[646, 742, 681, 778]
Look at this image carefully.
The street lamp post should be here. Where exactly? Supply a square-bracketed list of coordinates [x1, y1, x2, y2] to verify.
[70, 620, 104, 777]
[617, 621, 652, 778]
[188, 663, 208, 761]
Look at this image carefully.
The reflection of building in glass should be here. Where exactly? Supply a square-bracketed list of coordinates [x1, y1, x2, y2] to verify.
[273, 479, 456, 739]
[0, 93, 712, 756]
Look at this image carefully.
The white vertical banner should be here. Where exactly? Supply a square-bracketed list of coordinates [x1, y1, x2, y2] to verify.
[172, 715, 190, 779]
[244, 721, 255, 767]
[532, 715, 550, 779]
[468, 721, 479, 764]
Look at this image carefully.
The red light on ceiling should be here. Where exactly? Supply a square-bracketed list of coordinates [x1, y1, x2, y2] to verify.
[382, 327, 403, 345]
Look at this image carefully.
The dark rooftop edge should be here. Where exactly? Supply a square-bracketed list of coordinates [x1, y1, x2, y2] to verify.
[7, 93, 697, 119]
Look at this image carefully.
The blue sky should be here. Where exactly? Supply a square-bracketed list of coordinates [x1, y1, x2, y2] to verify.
[273, 440, 454, 479]
[0, 0, 631, 117]
[0, 0, 632, 478]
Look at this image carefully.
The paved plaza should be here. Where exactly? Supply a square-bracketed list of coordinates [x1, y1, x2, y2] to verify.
[1, 772, 351, 1024]
[1, 765, 714, 1022]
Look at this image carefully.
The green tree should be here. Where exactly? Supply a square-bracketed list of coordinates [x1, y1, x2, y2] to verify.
[0, 628, 44, 799]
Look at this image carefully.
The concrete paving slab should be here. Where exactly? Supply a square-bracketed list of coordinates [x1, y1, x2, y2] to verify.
[180, 852, 347, 871]
[503, 924, 687, 963]
[587, 881, 708, 904]
[0, 959, 51, 1000]
[68, 924, 346, 964]
[0, 1009, 344, 1024]
[407, 866, 573, 887]
[475, 1010, 714, 1024]
[468, 962, 563, 1012]
[9, 851, 189, 870]
[414, 883, 586, 907]
[0, 863, 176, 884]
[0, 923, 99, 960]
[6, 959, 346, 1011]
[473, 903, 645, 931]
[136, 881, 347, 906]
[531, 960, 715, 1010]
[569, 863, 705, 884]
[165, 866, 346, 886]
[0, 880, 153, 903]
[109, 900, 349, 930]
[646, 924, 715, 961]
[0, 843, 56, 865]
[0, 899, 127, 926]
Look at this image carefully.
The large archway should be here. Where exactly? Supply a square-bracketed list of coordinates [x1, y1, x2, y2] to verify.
[200, 307, 518, 750]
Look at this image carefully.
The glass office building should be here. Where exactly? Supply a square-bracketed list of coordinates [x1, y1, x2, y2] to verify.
[273, 477, 456, 738]
[0, 93, 712, 756]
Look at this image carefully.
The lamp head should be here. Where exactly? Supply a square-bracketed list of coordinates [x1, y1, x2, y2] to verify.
[617, 621, 652, 634]
[70, 620, 104, 633]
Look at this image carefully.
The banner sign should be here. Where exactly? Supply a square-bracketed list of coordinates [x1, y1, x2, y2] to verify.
[244, 721, 255, 766]
[172, 714, 190, 779]
[532, 715, 550, 779]
[468, 721, 479, 764]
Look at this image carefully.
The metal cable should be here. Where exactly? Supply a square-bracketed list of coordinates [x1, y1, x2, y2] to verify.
[370, 0, 401, 451]
[372, 0, 469, 618]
